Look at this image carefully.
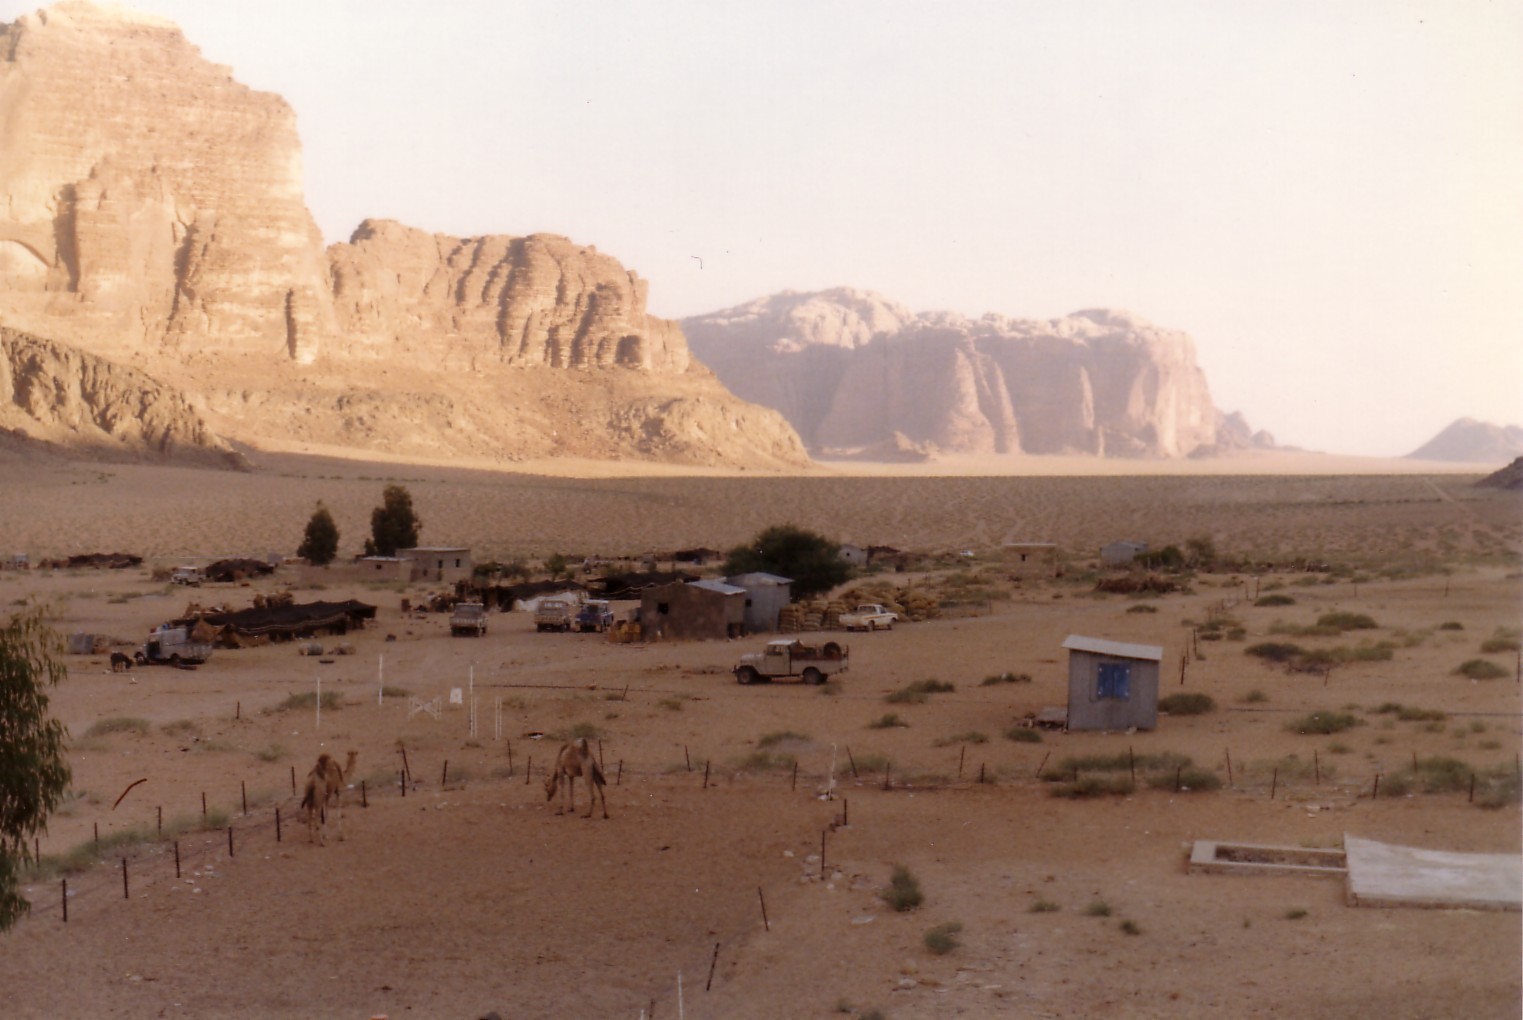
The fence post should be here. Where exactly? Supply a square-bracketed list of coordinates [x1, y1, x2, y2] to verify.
[122, 857, 129, 900]
[174, 841, 181, 878]
[61, 878, 67, 923]
[361, 779, 368, 808]
[241, 780, 248, 816]
[617, 760, 623, 786]
[228, 826, 234, 858]
[276, 807, 282, 842]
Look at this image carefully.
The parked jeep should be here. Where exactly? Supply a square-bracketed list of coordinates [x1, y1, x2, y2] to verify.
[575, 600, 614, 633]
[733, 638, 849, 685]
[534, 599, 574, 633]
[449, 602, 488, 637]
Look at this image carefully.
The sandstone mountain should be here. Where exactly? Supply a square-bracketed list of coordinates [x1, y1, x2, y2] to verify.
[1405, 418, 1523, 464]
[683, 288, 1273, 459]
[0, 2, 808, 469]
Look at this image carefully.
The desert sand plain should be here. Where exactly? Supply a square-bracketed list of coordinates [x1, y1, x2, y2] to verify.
[0, 452, 1519, 1019]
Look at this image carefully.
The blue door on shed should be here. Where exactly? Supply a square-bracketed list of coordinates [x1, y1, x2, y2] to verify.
[1097, 662, 1131, 700]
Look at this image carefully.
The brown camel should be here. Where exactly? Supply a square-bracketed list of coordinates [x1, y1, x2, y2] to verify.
[544, 737, 609, 818]
[300, 749, 358, 844]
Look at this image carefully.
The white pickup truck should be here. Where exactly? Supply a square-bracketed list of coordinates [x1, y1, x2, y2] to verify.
[449, 602, 488, 637]
[839, 603, 898, 632]
[734, 638, 849, 685]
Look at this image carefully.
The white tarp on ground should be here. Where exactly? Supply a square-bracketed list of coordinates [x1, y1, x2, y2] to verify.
[513, 591, 584, 613]
[1344, 835, 1521, 910]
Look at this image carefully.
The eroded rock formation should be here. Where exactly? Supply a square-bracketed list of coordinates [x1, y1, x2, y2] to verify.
[0, 326, 240, 464]
[0, 2, 808, 469]
[683, 288, 1274, 459]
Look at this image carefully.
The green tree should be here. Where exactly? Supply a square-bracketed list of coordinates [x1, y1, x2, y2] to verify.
[545, 553, 570, 580]
[0, 605, 72, 930]
[364, 485, 422, 557]
[724, 524, 849, 600]
[296, 502, 340, 565]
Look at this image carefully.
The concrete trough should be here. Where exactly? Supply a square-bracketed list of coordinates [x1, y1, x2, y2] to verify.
[1187, 840, 1347, 879]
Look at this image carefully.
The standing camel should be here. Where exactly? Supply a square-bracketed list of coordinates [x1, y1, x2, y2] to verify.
[544, 737, 609, 818]
[300, 749, 358, 844]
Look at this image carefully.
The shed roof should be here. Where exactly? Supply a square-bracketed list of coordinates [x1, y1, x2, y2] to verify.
[1062, 634, 1164, 662]
[691, 578, 747, 596]
[726, 572, 793, 586]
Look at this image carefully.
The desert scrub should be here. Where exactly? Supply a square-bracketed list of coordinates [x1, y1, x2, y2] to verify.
[1455, 659, 1507, 680]
[1029, 899, 1060, 913]
[159, 718, 200, 737]
[881, 865, 924, 912]
[1240, 688, 1269, 704]
[1373, 702, 1446, 722]
[379, 685, 411, 698]
[657, 698, 684, 711]
[980, 671, 1032, 685]
[84, 716, 150, 737]
[1158, 693, 1215, 716]
[1083, 900, 1113, 917]
[736, 749, 796, 771]
[269, 690, 343, 713]
[254, 742, 287, 762]
[1048, 774, 1136, 798]
[886, 679, 955, 703]
[1125, 604, 1159, 613]
[1247, 641, 1305, 663]
[1480, 628, 1520, 654]
[1437, 621, 1464, 631]
[868, 713, 910, 730]
[758, 730, 809, 748]
[1119, 919, 1142, 935]
[1004, 726, 1042, 743]
[932, 731, 987, 746]
[1254, 593, 1296, 607]
[923, 921, 963, 955]
[1145, 766, 1222, 792]
[1050, 751, 1191, 776]
[1287, 712, 1359, 735]
[1316, 612, 1378, 631]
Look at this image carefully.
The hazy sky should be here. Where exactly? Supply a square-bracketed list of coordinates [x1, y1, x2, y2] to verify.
[7, 1, 1520, 456]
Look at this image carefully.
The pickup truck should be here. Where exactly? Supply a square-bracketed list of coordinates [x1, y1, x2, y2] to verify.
[170, 566, 204, 587]
[534, 598, 574, 633]
[734, 638, 849, 685]
[575, 600, 614, 633]
[449, 602, 488, 637]
[839, 603, 898, 631]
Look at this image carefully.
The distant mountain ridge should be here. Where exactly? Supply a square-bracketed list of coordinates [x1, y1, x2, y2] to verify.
[1406, 418, 1523, 464]
[683, 288, 1273, 460]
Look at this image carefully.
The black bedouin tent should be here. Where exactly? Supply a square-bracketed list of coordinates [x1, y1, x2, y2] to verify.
[184, 600, 376, 642]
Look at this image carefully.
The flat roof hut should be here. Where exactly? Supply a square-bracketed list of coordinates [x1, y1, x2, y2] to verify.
[641, 579, 746, 641]
[1062, 634, 1163, 731]
[399, 546, 473, 584]
[726, 572, 793, 633]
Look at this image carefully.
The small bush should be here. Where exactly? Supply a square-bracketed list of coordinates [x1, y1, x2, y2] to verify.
[1145, 766, 1222, 792]
[270, 691, 343, 713]
[1373, 703, 1446, 722]
[1158, 693, 1215, 716]
[380, 685, 411, 698]
[1057, 751, 1191, 774]
[1049, 775, 1135, 798]
[1241, 689, 1268, 704]
[1456, 659, 1507, 680]
[932, 731, 986, 746]
[657, 698, 684, 712]
[1287, 712, 1359, 735]
[159, 719, 200, 737]
[868, 713, 910, 730]
[1004, 727, 1042, 744]
[1437, 621, 1464, 631]
[1284, 908, 1309, 920]
[1254, 594, 1296, 607]
[1317, 612, 1378, 631]
[1119, 919, 1142, 935]
[923, 921, 963, 955]
[1247, 642, 1304, 663]
[1125, 604, 1159, 614]
[253, 743, 287, 763]
[1084, 900, 1112, 917]
[1029, 899, 1060, 913]
[882, 865, 924, 912]
[980, 671, 1032, 685]
[758, 730, 809, 748]
[1480, 636, 1521, 654]
[886, 679, 956, 703]
[84, 716, 150, 737]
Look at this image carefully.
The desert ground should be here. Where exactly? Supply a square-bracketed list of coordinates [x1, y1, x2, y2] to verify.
[0, 455, 1519, 1019]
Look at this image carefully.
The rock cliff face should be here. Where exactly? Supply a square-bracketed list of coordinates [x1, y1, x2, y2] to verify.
[683, 288, 1273, 459]
[1406, 419, 1523, 464]
[0, 326, 239, 464]
[0, 2, 808, 469]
